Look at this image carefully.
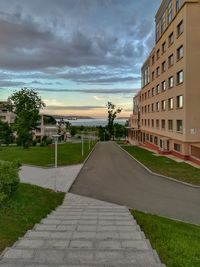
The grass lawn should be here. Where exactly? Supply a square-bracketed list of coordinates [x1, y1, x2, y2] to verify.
[122, 145, 200, 185]
[0, 183, 64, 253]
[132, 210, 200, 267]
[0, 141, 96, 167]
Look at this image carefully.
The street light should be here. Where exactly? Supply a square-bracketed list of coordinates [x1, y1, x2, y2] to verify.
[88, 132, 91, 150]
[81, 132, 84, 156]
[52, 134, 60, 191]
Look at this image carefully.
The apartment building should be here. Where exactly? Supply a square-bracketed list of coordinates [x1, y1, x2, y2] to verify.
[129, 0, 200, 165]
[0, 101, 16, 124]
[0, 100, 58, 139]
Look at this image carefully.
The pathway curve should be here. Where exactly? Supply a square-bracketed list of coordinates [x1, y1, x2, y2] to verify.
[20, 164, 82, 192]
[70, 141, 200, 224]
[0, 193, 165, 266]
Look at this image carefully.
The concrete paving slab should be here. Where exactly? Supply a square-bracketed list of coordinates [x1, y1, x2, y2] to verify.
[20, 164, 82, 192]
[0, 193, 165, 266]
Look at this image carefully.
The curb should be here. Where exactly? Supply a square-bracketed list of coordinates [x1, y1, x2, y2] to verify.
[67, 141, 99, 193]
[117, 143, 200, 189]
[21, 163, 82, 169]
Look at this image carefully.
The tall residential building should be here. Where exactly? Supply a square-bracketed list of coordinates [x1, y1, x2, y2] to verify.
[129, 0, 200, 165]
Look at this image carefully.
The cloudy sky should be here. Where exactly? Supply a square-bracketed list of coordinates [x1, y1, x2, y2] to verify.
[0, 0, 161, 118]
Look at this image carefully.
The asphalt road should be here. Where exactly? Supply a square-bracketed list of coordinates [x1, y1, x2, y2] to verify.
[70, 141, 200, 224]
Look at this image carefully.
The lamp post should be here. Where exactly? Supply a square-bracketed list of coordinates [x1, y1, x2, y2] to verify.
[81, 132, 84, 156]
[88, 132, 91, 150]
[52, 134, 60, 191]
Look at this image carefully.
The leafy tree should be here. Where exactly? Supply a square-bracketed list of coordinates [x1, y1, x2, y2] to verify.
[0, 120, 13, 145]
[43, 115, 56, 125]
[65, 121, 71, 131]
[7, 88, 45, 148]
[107, 102, 122, 139]
[98, 126, 110, 141]
[70, 126, 77, 137]
[114, 123, 128, 140]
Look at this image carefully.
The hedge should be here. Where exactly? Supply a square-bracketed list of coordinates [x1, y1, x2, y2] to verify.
[0, 161, 20, 205]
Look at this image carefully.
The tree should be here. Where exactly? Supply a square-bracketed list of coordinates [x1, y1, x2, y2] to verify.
[0, 120, 13, 145]
[107, 102, 122, 139]
[7, 88, 45, 148]
[65, 121, 71, 131]
[70, 126, 77, 137]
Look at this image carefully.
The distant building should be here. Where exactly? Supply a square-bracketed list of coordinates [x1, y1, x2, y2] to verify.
[129, 0, 200, 165]
[0, 100, 58, 139]
[0, 101, 15, 124]
[33, 115, 58, 139]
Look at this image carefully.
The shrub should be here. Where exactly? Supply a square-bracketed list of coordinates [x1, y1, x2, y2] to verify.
[40, 141, 46, 147]
[0, 161, 20, 205]
[32, 139, 37, 146]
[45, 138, 52, 146]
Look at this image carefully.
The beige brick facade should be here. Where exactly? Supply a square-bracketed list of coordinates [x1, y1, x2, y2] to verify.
[129, 0, 200, 164]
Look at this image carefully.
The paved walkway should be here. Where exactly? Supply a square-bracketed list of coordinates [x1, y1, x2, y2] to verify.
[20, 164, 82, 192]
[0, 193, 165, 266]
[70, 142, 200, 224]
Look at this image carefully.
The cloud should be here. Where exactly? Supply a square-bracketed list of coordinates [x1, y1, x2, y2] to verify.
[45, 105, 105, 111]
[36, 88, 139, 95]
[0, 80, 26, 87]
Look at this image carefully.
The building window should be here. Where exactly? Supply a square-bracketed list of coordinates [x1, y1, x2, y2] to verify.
[154, 136, 158, 145]
[162, 81, 166, 92]
[161, 13, 166, 34]
[161, 120, 166, 129]
[177, 70, 184, 84]
[156, 67, 160, 77]
[152, 119, 154, 128]
[177, 95, 183, 108]
[177, 45, 184, 60]
[150, 135, 153, 143]
[156, 22, 160, 42]
[162, 42, 166, 54]
[148, 90, 151, 98]
[177, 20, 184, 37]
[161, 100, 166, 111]
[168, 54, 174, 67]
[168, 97, 174, 110]
[174, 143, 181, 152]
[148, 105, 150, 113]
[152, 71, 155, 81]
[152, 87, 155, 96]
[168, 1, 173, 24]
[156, 49, 160, 60]
[176, 120, 183, 132]
[156, 102, 160, 112]
[169, 76, 174, 88]
[169, 32, 174, 46]
[146, 134, 149, 141]
[176, 0, 182, 12]
[168, 120, 173, 131]
[152, 55, 155, 65]
[156, 84, 160, 94]
[156, 119, 159, 128]
[151, 103, 154, 112]
[162, 61, 167, 72]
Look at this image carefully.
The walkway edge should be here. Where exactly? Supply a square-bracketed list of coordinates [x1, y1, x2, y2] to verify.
[118, 143, 200, 189]
[67, 141, 99, 192]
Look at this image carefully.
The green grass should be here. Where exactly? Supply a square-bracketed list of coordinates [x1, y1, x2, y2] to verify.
[122, 145, 200, 185]
[0, 141, 96, 167]
[132, 210, 200, 267]
[0, 183, 64, 253]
